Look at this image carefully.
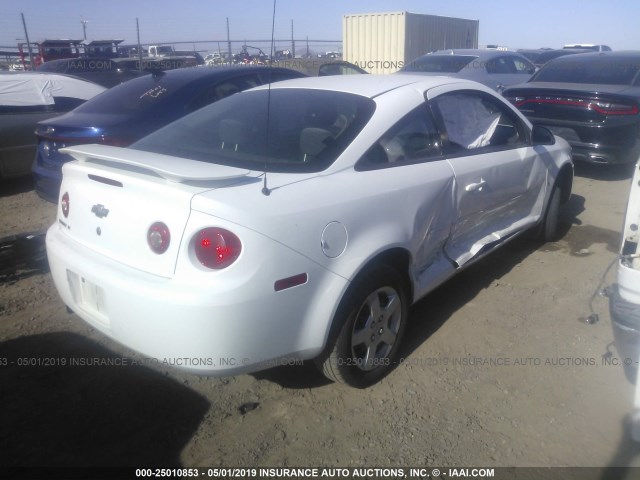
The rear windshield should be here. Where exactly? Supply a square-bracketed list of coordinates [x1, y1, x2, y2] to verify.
[532, 56, 640, 85]
[131, 88, 376, 173]
[402, 55, 476, 73]
[73, 72, 186, 114]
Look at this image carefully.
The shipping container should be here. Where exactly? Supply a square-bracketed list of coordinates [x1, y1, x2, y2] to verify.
[343, 11, 479, 74]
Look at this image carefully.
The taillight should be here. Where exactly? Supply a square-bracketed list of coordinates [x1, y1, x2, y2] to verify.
[147, 222, 170, 254]
[61, 192, 70, 218]
[591, 101, 639, 115]
[194, 227, 242, 269]
[511, 95, 639, 115]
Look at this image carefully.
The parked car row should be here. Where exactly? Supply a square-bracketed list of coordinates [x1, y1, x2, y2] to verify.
[397, 48, 640, 167]
[32, 66, 306, 202]
[1, 60, 366, 195]
[4, 45, 639, 389]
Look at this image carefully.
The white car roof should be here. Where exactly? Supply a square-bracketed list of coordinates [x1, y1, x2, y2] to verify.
[253, 73, 474, 98]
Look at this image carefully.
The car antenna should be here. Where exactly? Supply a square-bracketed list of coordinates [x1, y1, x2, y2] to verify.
[261, 0, 277, 196]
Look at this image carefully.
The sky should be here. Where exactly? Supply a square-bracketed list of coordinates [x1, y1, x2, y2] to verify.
[1, 0, 639, 52]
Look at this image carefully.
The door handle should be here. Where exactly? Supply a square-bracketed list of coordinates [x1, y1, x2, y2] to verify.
[465, 178, 486, 192]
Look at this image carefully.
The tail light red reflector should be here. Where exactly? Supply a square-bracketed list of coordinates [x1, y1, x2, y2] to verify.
[194, 227, 241, 269]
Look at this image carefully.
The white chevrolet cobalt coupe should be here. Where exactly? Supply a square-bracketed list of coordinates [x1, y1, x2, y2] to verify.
[47, 74, 573, 387]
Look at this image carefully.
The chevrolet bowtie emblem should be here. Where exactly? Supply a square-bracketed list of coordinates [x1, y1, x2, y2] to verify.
[91, 204, 110, 218]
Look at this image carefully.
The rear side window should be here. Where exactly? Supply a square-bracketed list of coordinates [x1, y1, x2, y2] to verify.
[358, 106, 442, 169]
[132, 88, 376, 173]
[186, 74, 261, 111]
[486, 57, 515, 74]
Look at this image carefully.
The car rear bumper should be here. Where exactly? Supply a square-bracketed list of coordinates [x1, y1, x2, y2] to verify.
[46, 221, 346, 376]
[571, 144, 639, 165]
[610, 283, 640, 365]
[32, 167, 62, 203]
[533, 120, 640, 165]
[32, 149, 64, 203]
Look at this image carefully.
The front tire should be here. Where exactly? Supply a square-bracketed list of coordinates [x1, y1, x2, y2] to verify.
[539, 182, 562, 242]
[318, 265, 408, 388]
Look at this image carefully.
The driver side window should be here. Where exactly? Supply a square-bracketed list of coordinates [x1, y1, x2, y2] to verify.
[431, 91, 526, 154]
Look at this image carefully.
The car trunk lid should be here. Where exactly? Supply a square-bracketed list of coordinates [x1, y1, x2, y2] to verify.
[57, 144, 254, 278]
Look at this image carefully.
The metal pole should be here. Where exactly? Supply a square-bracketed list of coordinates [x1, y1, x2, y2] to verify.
[81, 17, 88, 41]
[21, 13, 34, 70]
[291, 19, 295, 58]
[136, 18, 143, 71]
[226, 17, 232, 62]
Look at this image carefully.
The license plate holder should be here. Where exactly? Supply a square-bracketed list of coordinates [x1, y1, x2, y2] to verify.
[67, 270, 110, 327]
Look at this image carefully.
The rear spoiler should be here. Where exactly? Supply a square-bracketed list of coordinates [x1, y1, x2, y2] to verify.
[60, 144, 252, 183]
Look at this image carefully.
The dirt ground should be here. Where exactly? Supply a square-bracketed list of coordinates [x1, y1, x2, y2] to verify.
[2, 164, 640, 476]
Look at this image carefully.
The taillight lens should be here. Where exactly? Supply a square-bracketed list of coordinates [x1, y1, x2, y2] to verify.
[194, 227, 242, 269]
[61, 192, 70, 218]
[591, 101, 639, 115]
[509, 95, 639, 115]
[147, 222, 170, 254]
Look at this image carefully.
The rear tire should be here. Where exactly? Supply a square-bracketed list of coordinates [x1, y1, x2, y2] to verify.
[318, 265, 408, 388]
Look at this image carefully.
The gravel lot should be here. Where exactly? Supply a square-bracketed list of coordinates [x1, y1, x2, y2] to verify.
[1, 165, 640, 476]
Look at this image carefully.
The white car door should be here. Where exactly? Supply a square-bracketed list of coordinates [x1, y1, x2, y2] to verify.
[354, 103, 458, 296]
[427, 87, 547, 267]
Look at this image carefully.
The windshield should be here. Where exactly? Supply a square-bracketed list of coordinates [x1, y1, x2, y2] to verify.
[531, 56, 640, 85]
[131, 88, 376, 173]
[402, 55, 476, 73]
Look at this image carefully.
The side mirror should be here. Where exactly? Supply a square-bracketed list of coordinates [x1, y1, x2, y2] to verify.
[532, 125, 555, 146]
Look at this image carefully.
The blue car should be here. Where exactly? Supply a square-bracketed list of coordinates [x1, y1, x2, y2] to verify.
[32, 66, 306, 202]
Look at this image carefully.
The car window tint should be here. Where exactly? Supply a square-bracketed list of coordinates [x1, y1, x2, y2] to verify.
[73, 72, 209, 114]
[532, 56, 640, 85]
[402, 55, 476, 73]
[486, 57, 515, 74]
[512, 57, 535, 74]
[358, 106, 442, 168]
[318, 63, 365, 76]
[131, 88, 376, 173]
[432, 91, 526, 153]
[187, 74, 261, 111]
